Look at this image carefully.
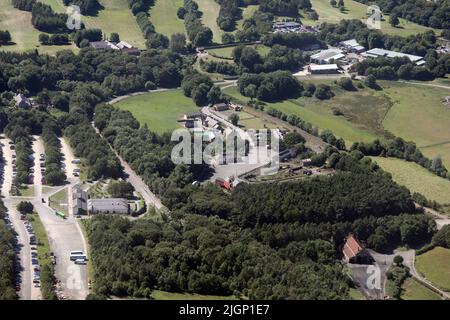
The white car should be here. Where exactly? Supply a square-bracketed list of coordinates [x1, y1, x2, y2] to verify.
[74, 259, 86, 265]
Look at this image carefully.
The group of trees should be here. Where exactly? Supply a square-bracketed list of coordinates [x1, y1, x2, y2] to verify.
[64, 120, 122, 180]
[352, 56, 448, 81]
[199, 59, 239, 76]
[0, 201, 17, 300]
[85, 152, 436, 299]
[31, 3, 70, 33]
[94, 104, 210, 205]
[181, 0, 213, 47]
[41, 127, 67, 186]
[266, 108, 318, 136]
[39, 33, 70, 46]
[259, 0, 312, 16]
[264, 32, 324, 50]
[181, 69, 223, 105]
[63, 0, 101, 15]
[0, 30, 12, 45]
[4, 122, 33, 186]
[216, 0, 243, 31]
[354, 0, 450, 29]
[13, 0, 70, 33]
[351, 138, 450, 181]
[237, 70, 302, 101]
[231, 44, 308, 73]
[73, 29, 102, 47]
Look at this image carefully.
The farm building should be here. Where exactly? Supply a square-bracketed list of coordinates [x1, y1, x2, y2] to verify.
[87, 198, 129, 215]
[362, 48, 424, 65]
[339, 39, 365, 53]
[309, 64, 339, 74]
[116, 41, 140, 55]
[310, 49, 345, 64]
[273, 21, 301, 31]
[213, 102, 229, 111]
[89, 41, 119, 50]
[342, 234, 373, 264]
[14, 94, 32, 109]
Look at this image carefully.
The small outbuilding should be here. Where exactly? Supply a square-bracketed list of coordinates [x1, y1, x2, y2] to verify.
[342, 234, 374, 264]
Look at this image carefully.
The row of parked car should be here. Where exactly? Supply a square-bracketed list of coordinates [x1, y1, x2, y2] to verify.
[23, 220, 41, 288]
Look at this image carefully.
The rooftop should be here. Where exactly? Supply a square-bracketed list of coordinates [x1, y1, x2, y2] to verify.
[311, 49, 345, 61]
[88, 198, 128, 210]
[343, 235, 364, 260]
[363, 48, 423, 62]
[310, 64, 339, 71]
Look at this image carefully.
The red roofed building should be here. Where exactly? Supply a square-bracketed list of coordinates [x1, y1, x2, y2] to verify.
[342, 234, 373, 264]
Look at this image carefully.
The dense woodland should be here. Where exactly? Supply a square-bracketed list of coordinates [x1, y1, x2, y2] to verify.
[181, 0, 214, 46]
[0, 201, 17, 300]
[85, 147, 435, 299]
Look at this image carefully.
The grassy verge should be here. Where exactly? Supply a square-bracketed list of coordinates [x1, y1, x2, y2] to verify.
[48, 188, 68, 215]
[401, 277, 442, 300]
[27, 213, 57, 299]
[416, 247, 450, 292]
[18, 186, 35, 197]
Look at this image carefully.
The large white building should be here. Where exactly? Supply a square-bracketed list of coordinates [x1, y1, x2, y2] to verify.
[339, 39, 365, 53]
[362, 48, 425, 65]
[310, 49, 345, 64]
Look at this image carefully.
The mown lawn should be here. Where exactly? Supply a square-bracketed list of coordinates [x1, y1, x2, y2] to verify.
[304, 0, 440, 37]
[401, 277, 442, 300]
[371, 157, 450, 204]
[196, 0, 223, 43]
[381, 81, 450, 169]
[149, 0, 186, 37]
[416, 247, 450, 292]
[114, 90, 200, 133]
[0, 0, 77, 54]
[151, 290, 237, 300]
[208, 44, 270, 59]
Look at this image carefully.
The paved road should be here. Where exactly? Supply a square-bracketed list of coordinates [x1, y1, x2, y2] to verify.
[92, 124, 164, 210]
[1, 137, 41, 299]
[202, 106, 279, 180]
[32, 201, 89, 300]
[415, 202, 450, 230]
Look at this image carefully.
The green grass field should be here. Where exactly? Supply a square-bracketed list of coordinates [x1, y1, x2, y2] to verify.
[151, 290, 237, 300]
[401, 277, 442, 300]
[0, 0, 76, 54]
[381, 81, 450, 168]
[371, 157, 450, 204]
[196, 0, 223, 43]
[304, 0, 439, 37]
[41, 0, 147, 48]
[114, 90, 200, 133]
[416, 247, 450, 292]
[223, 84, 380, 146]
[149, 0, 186, 37]
[208, 44, 270, 59]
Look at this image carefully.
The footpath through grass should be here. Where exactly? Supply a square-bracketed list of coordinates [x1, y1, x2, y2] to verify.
[400, 277, 442, 300]
[416, 247, 450, 292]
